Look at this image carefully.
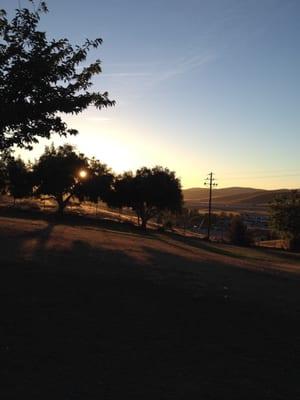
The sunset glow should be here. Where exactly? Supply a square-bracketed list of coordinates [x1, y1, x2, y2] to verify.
[8, 0, 299, 190]
[78, 170, 88, 179]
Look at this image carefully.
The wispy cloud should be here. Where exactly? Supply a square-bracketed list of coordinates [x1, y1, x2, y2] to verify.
[103, 52, 217, 86]
[105, 61, 163, 69]
[102, 72, 153, 78]
[155, 52, 217, 83]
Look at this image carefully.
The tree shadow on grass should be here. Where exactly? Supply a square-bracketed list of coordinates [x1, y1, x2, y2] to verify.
[0, 221, 56, 264]
[2, 205, 300, 267]
[0, 205, 152, 238]
[157, 230, 300, 267]
[1, 232, 300, 399]
[156, 230, 246, 259]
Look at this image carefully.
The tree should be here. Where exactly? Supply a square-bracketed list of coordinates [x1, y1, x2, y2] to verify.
[0, 150, 12, 194]
[0, 156, 7, 194]
[269, 190, 300, 250]
[107, 171, 134, 207]
[229, 215, 251, 246]
[0, 1, 114, 151]
[109, 167, 183, 229]
[76, 158, 114, 205]
[7, 157, 33, 203]
[33, 144, 88, 215]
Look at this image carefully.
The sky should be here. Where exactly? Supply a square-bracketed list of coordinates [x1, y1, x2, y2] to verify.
[3, 0, 300, 189]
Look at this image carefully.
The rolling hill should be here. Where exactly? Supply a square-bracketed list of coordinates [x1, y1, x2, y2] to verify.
[183, 187, 291, 208]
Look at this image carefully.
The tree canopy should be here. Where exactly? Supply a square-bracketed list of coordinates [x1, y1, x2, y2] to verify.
[7, 156, 33, 201]
[1, 140, 184, 227]
[75, 158, 114, 204]
[0, 1, 114, 151]
[33, 144, 88, 214]
[109, 167, 183, 229]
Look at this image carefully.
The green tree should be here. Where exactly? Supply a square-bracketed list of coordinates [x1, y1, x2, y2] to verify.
[0, 1, 114, 151]
[109, 167, 183, 229]
[33, 144, 88, 215]
[269, 190, 300, 250]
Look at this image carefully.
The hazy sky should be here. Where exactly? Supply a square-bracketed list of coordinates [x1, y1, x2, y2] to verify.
[3, 0, 300, 189]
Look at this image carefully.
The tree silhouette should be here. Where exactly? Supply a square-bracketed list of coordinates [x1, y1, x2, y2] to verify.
[269, 190, 300, 250]
[0, 155, 8, 194]
[7, 157, 32, 203]
[33, 144, 88, 215]
[0, 1, 114, 151]
[76, 158, 114, 205]
[109, 167, 183, 229]
[108, 171, 134, 207]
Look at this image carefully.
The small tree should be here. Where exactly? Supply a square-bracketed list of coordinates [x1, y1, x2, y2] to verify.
[33, 144, 88, 215]
[6, 157, 33, 203]
[0, 1, 114, 151]
[229, 215, 251, 246]
[269, 190, 300, 250]
[109, 167, 183, 229]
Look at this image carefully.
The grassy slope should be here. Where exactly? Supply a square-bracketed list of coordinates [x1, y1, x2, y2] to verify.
[1, 215, 300, 399]
[183, 187, 289, 206]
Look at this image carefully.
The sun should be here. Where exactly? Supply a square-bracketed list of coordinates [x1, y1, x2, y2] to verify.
[78, 169, 88, 179]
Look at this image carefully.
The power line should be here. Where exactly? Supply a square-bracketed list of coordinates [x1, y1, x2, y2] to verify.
[204, 172, 217, 240]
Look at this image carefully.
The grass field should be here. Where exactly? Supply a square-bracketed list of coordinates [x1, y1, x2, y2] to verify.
[1, 214, 300, 399]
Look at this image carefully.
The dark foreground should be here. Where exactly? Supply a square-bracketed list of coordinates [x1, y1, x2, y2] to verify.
[0, 216, 300, 399]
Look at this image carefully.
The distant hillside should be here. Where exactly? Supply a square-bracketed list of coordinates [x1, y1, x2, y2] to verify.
[183, 187, 291, 208]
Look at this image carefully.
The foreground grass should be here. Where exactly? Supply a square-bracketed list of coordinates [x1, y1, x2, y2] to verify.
[0, 215, 300, 399]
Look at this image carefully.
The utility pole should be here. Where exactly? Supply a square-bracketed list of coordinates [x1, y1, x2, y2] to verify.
[204, 172, 217, 240]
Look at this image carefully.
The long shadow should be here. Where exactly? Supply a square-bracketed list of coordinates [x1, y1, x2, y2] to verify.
[1, 205, 300, 264]
[247, 244, 300, 263]
[1, 209, 299, 282]
[157, 230, 300, 266]
[0, 205, 152, 238]
[156, 230, 243, 258]
[1, 231, 300, 399]
[0, 222, 57, 272]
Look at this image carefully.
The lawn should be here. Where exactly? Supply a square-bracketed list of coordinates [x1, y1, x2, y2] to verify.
[0, 215, 300, 399]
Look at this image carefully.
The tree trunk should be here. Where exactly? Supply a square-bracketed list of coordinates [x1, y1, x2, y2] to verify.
[138, 205, 147, 230]
[57, 201, 65, 216]
[141, 215, 148, 230]
[56, 193, 73, 216]
[56, 194, 66, 216]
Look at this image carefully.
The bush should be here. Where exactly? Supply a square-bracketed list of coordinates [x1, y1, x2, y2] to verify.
[269, 190, 300, 251]
[229, 216, 252, 246]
